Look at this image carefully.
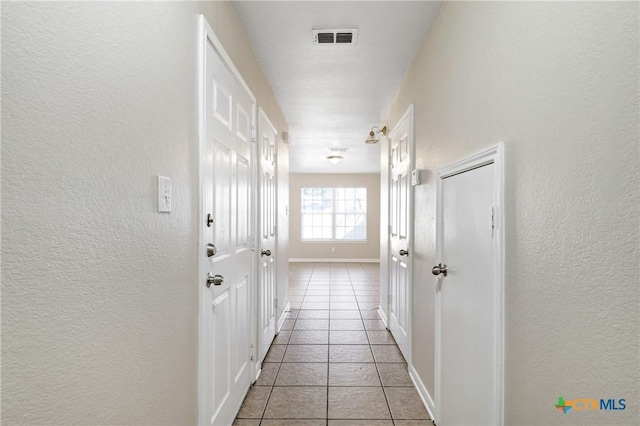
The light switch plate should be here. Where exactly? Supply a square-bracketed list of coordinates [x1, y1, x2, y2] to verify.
[158, 175, 171, 213]
[411, 169, 421, 186]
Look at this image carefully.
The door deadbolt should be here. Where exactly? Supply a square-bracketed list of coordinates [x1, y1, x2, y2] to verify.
[399, 249, 409, 257]
[432, 263, 447, 277]
[206, 213, 214, 227]
[206, 243, 217, 257]
[261, 249, 271, 257]
[206, 272, 224, 288]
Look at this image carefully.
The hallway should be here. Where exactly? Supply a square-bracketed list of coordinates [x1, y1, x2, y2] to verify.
[233, 262, 430, 425]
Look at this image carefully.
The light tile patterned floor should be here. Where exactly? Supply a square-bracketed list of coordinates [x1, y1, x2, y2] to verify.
[234, 262, 431, 426]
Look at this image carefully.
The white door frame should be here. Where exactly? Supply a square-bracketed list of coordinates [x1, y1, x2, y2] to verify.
[257, 106, 278, 365]
[198, 15, 258, 425]
[386, 104, 414, 365]
[434, 142, 505, 425]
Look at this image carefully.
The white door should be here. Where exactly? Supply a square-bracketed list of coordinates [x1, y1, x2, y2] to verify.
[435, 145, 504, 425]
[388, 105, 413, 361]
[257, 108, 277, 364]
[199, 17, 255, 426]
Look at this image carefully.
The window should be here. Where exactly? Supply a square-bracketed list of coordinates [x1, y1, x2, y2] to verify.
[301, 187, 367, 241]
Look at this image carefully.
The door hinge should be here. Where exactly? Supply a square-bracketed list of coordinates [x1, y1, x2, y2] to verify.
[388, 294, 392, 304]
[274, 298, 278, 310]
[274, 225, 278, 236]
[250, 343, 255, 361]
[251, 126, 256, 142]
[388, 225, 392, 235]
[489, 207, 495, 230]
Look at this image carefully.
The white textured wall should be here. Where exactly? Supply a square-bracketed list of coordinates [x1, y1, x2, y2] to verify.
[289, 173, 381, 260]
[1, 2, 287, 424]
[384, 2, 639, 424]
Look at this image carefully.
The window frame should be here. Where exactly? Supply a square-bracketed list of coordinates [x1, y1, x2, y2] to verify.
[300, 186, 368, 242]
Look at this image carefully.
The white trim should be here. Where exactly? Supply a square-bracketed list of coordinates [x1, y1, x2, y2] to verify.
[377, 306, 388, 327]
[288, 258, 380, 263]
[409, 364, 436, 421]
[277, 301, 291, 332]
[434, 142, 505, 425]
[197, 15, 258, 426]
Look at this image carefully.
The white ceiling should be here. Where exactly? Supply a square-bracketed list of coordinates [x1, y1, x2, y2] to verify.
[232, 1, 442, 173]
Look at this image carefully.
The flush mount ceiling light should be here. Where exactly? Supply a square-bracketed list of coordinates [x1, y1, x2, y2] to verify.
[365, 125, 387, 144]
[326, 155, 344, 165]
[326, 147, 348, 165]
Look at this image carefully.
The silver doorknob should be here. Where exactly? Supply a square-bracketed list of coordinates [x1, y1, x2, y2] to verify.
[206, 243, 217, 257]
[261, 249, 271, 257]
[206, 272, 224, 288]
[432, 263, 447, 277]
[399, 249, 409, 256]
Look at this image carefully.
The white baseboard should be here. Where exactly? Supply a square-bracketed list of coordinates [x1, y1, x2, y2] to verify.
[378, 306, 388, 327]
[409, 363, 436, 422]
[289, 258, 380, 263]
[277, 302, 291, 332]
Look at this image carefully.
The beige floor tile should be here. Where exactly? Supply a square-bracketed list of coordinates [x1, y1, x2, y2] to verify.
[356, 295, 380, 303]
[281, 319, 296, 330]
[265, 345, 287, 363]
[262, 420, 326, 426]
[283, 344, 329, 362]
[376, 364, 413, 386]
[360, 309, 380, 319]
[301, 302, 330, 310]
[331, 296, 358, 303]
[330, 290, 355, 295]
[384, 387, 430, 420]
[294, 319, 329, 330]
[303, 295, 331, 303]
[371, 345, 406, 363]
[331, 302, 359, 310]
[273, 331, 291, 345]
[330, 330, 369, 344]
[233, 419, 260, 426]
[255, 362, 280, 386]
[236, 386, 271, 418]
[297, 310, 330, 319]
[329, 363, 381, 386]
[393, 421, 433, 425]
[304, 290, 331, 296]
[363, 319, 387, 330]
[330, 319, 365, 330]
[367, 330, 396, 344]
[328, 387, 391, 419]
[358, 302, 379, 310]
[330, 310, 362, 319]
[328, 421, 393, 426]
[289, 330, 329, 344]
[264, 386, 328, 419]
[275, 362, 328, 386]
[360, 309, 382, 319]
[329, 345, 374, 363]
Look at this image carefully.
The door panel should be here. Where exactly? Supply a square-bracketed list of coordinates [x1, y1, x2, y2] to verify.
[438, 162, 498, 425]
[258, 109, 278, 364]
[200, 25, 255, 425]
[388, 106, 413, 361]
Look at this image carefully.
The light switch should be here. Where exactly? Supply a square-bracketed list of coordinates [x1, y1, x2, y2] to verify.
[158, 175, 171, 213]
[411, 169, 421, 186]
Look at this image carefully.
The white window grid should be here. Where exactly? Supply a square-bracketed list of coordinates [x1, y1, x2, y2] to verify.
[301, 187, 367, 241]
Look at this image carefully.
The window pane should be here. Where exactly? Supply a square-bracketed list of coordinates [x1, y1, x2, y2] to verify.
[301, 186, 366, 241]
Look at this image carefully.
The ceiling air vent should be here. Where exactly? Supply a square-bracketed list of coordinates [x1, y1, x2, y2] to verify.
[313, 29, 358, 45]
